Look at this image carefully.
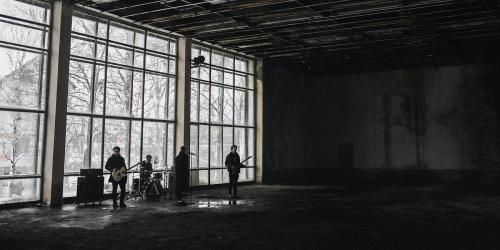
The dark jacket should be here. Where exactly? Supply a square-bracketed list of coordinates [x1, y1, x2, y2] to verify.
[175, 151, 189, 185]
[105, 154, 126, 183]
[140, 161, 153, 179]
[225, 152, 241, 175]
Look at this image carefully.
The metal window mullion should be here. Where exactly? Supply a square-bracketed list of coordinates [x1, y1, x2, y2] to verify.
[100, 20, 110, 170]
[86, 18, 99, 170]
[140, 31, 147, 161]
[32, 7, 49, 177]
[164, 42, 171, 166]
[232, 55, 236, 146]
[207, 48, 212, 185]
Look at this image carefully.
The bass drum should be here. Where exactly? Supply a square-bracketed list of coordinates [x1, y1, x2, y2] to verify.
[145, 180, 163, 201]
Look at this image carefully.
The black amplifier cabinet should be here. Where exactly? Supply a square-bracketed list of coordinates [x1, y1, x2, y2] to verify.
[80, 169, 103, 177]
[76, 171, 104, 206]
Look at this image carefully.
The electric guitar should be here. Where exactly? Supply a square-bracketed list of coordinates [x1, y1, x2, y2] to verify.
[229, 156, 252, 174]
[111, 162, 141, 182]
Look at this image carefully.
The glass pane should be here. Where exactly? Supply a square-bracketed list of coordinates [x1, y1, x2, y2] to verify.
[247, 128, 255, 166]
[234, 90, 246, 125]
[106, 67, 133, 116]
[0, 111, 40, 176]
[235, 74, 246, 88]
[143, 121, 166, 170]
[131, 72, 143, 118]
[0, 47, 42, 109]
[199, 125, 209, 168]
[210, 86, 223, 124]
[104, 119, 130, 166]
[91, 118, 103, 169]
[143, 73, 167, 119]
[247, 74, 255, 89]
[108, 23, 138, 46]
[224, 72, 233, 86]
[146, 53, 168, 73]
[63, 176, 78, 198]
[147, 34, 169, 54]
[0, 178, 40, 204]
[0, 21, 45, 48]
[212, 51, 223, 67]
[200, 47, 210, 64]
[108, 44, 134, 66]
[93, 65, 105, 114]
[239, 167, 254, 182]
[72, 16, 96, 35]
[1, 0, 47, 24]
[167, 123, 174, 167]
[223, 127, 233, 156]
[190, 170, 208, 186]
[70, 36, 95, 58]
[199, 84, 209, 123]
[200, 66, 209, 81]
[210, 169, 223, 185]
[234, 128, 246, 161]
[223, 88, 233, 124]
[36, 114, 44, 175]
[190, 82, 198, 122]
[68, 60, 92, 113]
[224, 56, 234, 69]
[169, 42, 176, 56]
[167, 77, 176, 121]
[191, 47, 200, 59]
[210, 126, 222, 167]
[211, 69, 223, 83]
[247, 90, 254, 126]
[235, 58, 247, 72]
[130, 120, 142, 168]
[190, 125, 198, 169]
[64, 115, 89, 173]
[169, 59, 176, 75]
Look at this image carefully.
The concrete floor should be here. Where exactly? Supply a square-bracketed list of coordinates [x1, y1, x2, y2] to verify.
[1, 184, 500, 249]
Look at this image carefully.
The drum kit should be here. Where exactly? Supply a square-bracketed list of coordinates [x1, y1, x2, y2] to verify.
[126, 169, 171, 201]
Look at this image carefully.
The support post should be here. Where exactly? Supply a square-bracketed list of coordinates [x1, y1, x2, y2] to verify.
[42, 0, 73, 207]
[255, 59, 264, 183]
[175, 38, 192, 156]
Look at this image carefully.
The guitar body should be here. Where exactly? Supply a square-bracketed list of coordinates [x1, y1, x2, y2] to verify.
[112, 167, 127, 182]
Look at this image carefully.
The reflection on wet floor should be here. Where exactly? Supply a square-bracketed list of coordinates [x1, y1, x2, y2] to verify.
[0, 186, 264, 230]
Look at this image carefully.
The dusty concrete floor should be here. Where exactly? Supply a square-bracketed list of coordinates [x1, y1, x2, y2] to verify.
[1, 184, 500, 249]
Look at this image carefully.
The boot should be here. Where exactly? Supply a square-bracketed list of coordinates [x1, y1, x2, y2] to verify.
[113, 199, 118, 208]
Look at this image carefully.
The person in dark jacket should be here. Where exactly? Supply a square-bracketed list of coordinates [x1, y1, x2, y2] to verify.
[174, 146, 189, 205]
[140, 155, 153, 180]
[105, 146, 127, 208]
[225, 145, 244, 198]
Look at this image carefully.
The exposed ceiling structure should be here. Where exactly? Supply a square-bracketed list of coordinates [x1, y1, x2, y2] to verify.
[74, 0, 500, 70]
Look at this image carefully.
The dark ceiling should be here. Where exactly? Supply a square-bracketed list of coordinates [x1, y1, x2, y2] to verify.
[74, 0, 500, 69]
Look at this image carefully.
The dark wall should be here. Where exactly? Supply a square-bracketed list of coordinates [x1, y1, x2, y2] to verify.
[263, 62, 500, 184]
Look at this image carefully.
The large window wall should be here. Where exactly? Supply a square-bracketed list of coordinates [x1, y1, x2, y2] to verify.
[0, 0, 49, 204]
[63, 12, 177, 197]
[190, 45, 255, 186]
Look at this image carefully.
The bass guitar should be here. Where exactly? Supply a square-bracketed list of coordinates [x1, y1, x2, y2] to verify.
[111, 161, 141, 182]
[228, 156, 252, 174]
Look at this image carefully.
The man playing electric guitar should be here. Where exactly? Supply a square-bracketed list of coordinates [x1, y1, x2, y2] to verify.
[105, 146, 127, 208]
[225, 145, 251, 199]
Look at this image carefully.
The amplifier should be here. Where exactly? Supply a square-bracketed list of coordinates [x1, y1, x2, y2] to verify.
[80, 169, 103, 177]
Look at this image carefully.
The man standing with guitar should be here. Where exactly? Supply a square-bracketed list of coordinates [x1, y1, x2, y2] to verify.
[225, 145, 251, 199]
[105, 146, 127, 208]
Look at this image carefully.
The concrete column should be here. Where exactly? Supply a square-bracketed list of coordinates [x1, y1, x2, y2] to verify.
[255, 59, 264, 183]
[175, 38, 192, 156]
[42, 0, 73, 207]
